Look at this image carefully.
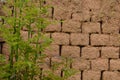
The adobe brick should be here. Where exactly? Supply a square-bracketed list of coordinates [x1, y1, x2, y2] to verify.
[46, 0, 70, 6]
[91, 10, 101, 22]
[0, 37, 4, 42]
[51, 57, 64, 76]
[81, 9, 91, 21]
[20, 30, 28, 41]
[82, 22, 100, 33]
[51, 57, 63, 69]
[52, 32, 69, 45]
[102, 23, 119, 34]
[110, 59, 120, 70]
[62, 20, 81, 32]
[32, 33, 51, 44]
[82, 0, 101, 10]
[66, 0, 83, 13]
[2, 43, 9, 60]
[114, 4, 120, 12]
[61, 46, 80, 57]
[83, 70, 101, 80]
[91, 59, 108, 70]
[81, 47, 99, 59]
[71, 0, 82, 6]
[103, 71, 120, 80]
[43, 45, 59, 57]
[101, 47, 119, 58]
[67, 72, 81, 80]
[72, 58, 90, 70]
[110, 34, 120, 46]
[71, 33, 89, 46]
[22, 23, 37, 31]
[72, 12, 83, 21]
[54, 6, 71, 20]
[44, 33, 51, 38]
[39, 57, 50, 69]
[45, 22, 61, 32]
[91, 34, 109, 46]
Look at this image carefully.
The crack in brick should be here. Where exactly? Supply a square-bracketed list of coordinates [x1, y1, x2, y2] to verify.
[43, 0, 46, 4]
[100, 71, 105, 80]
[89, 33, 91, 45]
[80, 46, 82, 57]
[99, 47, 102, 57]
[70, 13, 73, 19]
[60, 19, 63, 32]
[0, 43, 3, 54]
[90, 61, 92, 69]
[51, 7, 54, 19]
[40, 68, 43, 79]
[99, 20, 103, 34]
[61, 69, 64, 77]
[70, 62, 72, 68]
[81, 70, 83, 80]
[59, 45, 62, 56]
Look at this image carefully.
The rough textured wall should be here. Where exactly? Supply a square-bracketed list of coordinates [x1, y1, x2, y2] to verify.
[1, 0, 120, 80]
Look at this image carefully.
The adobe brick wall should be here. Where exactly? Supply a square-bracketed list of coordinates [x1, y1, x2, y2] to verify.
[1, 0, 120, 80]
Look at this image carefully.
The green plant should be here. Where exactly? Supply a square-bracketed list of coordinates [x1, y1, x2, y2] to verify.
[0, 0, 76, 80]
[0, 0, 51, 80]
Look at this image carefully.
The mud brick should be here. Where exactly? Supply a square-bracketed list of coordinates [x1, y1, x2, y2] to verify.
[82, 9, 91, 21]
[20, 30, 28, 41]
[91, 9, 102, 22]
[91, 59, 108, 70]
[103, 71, 120, 80]
[83, 70, 101, 80]
[51, 57, 63, 64]
[82, 0, 101, 10]
[72, 12, 83, 21]
[71, 0, 82, 6]
[61, 46, 80, 57]
[67, 72, 81, 80]
[46, 0, 68, 6]
[32, 33, 51, 44]
[82, 22, 100, 33]
[62, 20, 81, 32]
[81, 47, 99, 59]
[72, 58, 90, 70]
[91, 34, 109, 46]
[51, 57, 64, 76]
[43, 45, 59, 57]
[110, 59, 120, 70]
[52, 32, 69, 45]
[22, 23, 38, 31]
[54, 6, 71, 20]
[38, 57, 50, 69]
[2, 43, 9, 60]
[101, 47, 119, 58]
[71, 33, 89, 46]
[102, 23, 119, 34]
[44, 33, 51, 38]
[114, 4, 120, 12]
[110, 34, 120, 46]
[0, 3, 6, 16]
[0, 37, 4, 42]
[45, 21, 61, 32]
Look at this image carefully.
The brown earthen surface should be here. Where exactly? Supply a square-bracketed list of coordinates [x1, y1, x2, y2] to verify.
[1, 0, 120, 80]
